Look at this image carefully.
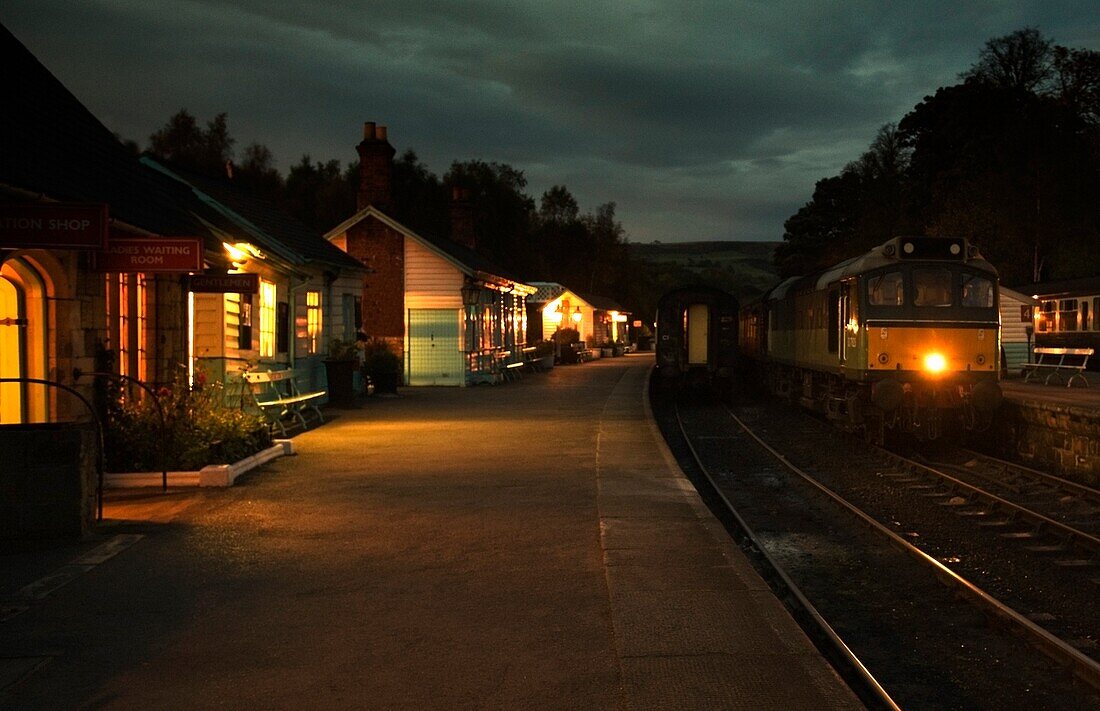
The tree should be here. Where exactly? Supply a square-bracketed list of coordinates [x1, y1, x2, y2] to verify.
[1052, 46, 1100, 126]
[284, 155, 356, 232]
[148, 109, 236, 174]
[539, 185, 580, 224]
[234, 142, 283, 200]
[961, 27, 1053, 93]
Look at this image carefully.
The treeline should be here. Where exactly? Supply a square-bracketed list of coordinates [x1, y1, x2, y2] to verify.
[777, 28, 1100, 286]
[139, 112, 633, 304]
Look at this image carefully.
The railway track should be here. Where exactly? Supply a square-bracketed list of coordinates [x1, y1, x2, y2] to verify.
[671, 404, 901, 711]
[661, 395, 1100, 708]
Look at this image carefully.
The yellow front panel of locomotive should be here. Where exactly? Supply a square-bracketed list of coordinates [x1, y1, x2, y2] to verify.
[865, 326, 998, 374]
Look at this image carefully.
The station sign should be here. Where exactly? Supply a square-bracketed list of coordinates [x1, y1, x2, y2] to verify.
[188, 273, 260, 294]
[0, 203, 108, 249]
[94, 237, 204, 273]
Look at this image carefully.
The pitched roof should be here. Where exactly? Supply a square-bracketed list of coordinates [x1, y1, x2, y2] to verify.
[325, 206, 532, 290]
[0, 24, 212, 241]
[146, 160, 365, 272]
[1011, 276, 1100, 299]
[526, 282, 625, 312]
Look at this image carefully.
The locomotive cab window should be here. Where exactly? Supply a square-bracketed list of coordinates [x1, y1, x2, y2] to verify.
[868, 271, 904, 306]
[913, 268, 953, 307]
[960, 273, 994, 308]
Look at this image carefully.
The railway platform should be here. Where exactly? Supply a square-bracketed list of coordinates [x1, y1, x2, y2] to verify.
[0, 353, 860, 709]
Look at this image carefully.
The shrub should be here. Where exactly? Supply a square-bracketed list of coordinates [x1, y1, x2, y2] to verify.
[104, 372, 272, 472]
[362, 338, 401, 376]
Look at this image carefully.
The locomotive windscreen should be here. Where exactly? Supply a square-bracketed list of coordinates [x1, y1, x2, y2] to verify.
[897, 237, 965, 261]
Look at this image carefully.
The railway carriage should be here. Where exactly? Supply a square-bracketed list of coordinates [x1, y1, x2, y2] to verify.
[741, 236, 1002, 440]
[1020, 276, 1100, 369]
[655, 286, 739, 390]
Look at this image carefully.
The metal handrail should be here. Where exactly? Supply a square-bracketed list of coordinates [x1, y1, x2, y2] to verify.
[73, 370, 169, 492]
[0, 377, 105, 521]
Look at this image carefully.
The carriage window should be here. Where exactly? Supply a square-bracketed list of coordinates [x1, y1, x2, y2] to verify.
[1058, 299, 1078, 331]
[913, 268, 953, 307]
[1082, 300, 1090, 331]
[868, 271, 904, 306]
[960, 274, 994, 308]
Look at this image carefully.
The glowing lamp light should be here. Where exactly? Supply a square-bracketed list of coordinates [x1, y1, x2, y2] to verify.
[924, 352, 947, 373]
[223, 241, 265, 270]
[571, 307, 583, 323]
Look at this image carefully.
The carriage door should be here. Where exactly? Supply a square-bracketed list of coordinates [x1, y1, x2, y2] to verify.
[407, 309, 462, 386]
[687, 303, 709, 365]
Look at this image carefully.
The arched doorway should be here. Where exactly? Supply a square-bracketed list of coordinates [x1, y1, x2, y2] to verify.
[1, 256, 49, 423]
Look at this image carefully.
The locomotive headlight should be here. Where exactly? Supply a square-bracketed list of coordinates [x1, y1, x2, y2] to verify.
[924, 352, 947, 373]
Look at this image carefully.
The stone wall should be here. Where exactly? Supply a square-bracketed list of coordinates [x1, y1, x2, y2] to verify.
[0, 423, 97, 538]
[987, 400, 1099, 486]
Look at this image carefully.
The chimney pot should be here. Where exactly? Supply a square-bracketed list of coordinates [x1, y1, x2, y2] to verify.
[363, 121, 376, 140]
[377, 125, 387, 141]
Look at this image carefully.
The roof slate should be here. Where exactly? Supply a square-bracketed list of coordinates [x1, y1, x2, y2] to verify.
[148, 160, 365, 272]
[0, 24, 213, 241]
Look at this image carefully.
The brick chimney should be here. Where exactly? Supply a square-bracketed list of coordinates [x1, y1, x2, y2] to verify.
[449, 186, 476, 250]
[356, 121, 396, 213]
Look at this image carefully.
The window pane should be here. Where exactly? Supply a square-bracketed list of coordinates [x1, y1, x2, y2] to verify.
[960, 274, 994, 308]
[259, 280, 276, 357]
[913, 268, 952, 307]
[868, 271, 904, 306]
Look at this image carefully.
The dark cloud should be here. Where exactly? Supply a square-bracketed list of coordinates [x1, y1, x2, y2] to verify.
[3, 0, 1097, 242]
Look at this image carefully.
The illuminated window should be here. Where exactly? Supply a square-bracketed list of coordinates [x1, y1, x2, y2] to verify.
[306, 291, 322, 355]
[259, 279, 276, 357]
[107, 273, 147, 380]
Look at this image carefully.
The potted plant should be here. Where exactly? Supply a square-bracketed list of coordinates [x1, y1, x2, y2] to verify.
[600, 339, 614, 358]
[363, 338, 402, 396]
[323, 338, 361, 408]
[552, 328, 580, 364]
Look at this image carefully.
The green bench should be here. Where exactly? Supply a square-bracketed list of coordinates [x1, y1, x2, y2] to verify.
[243, 369, 326, 435]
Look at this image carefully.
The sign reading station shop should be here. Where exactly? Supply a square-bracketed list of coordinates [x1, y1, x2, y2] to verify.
[188, 273, 260, 294]
[0, 203, 108, 249]
[94, 237, 204, 273]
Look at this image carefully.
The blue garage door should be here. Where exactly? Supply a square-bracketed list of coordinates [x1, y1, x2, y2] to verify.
[408, 309, 463, 386]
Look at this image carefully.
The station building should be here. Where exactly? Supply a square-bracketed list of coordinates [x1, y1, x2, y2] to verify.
[326, 123, 535, 386]
[0, 24, 223, 425]
[143, 159, 368, 397]
[525, 282, 630, 351]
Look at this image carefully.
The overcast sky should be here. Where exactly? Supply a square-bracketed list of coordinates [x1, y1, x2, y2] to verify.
[4, 2, 1098, 243]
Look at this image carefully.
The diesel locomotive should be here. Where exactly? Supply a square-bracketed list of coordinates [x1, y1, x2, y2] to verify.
[740, 236, 1002, 440]
[655, 286, 739, 390]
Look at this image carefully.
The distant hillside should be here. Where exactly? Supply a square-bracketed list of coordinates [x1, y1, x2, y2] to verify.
[628, 241, 781, 310]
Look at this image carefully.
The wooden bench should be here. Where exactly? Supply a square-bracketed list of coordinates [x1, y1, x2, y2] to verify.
[1022, 347, 1092, 388]
[243, 369, 326, 435]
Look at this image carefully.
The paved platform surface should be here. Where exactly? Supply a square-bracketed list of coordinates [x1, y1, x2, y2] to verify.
[1001, 378, 1100, 412]
[1, 353, 860, 710]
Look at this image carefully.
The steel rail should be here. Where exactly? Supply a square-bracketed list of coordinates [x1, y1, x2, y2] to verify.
[672, 404, 901, 711]
[872, 446, 1100, 558]
[723, 405, 1100, 691]
[958, 448, 1100, 505]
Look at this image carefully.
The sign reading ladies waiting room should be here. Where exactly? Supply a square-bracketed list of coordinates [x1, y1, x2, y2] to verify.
[93, 236, 204, 272]
[0, 203, 108, 249]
